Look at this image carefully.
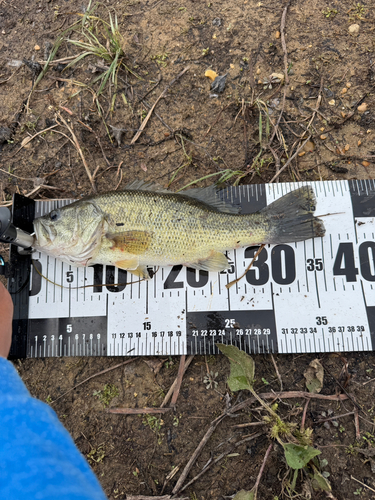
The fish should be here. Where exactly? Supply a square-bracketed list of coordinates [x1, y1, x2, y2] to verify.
[33, 181, 325, 279]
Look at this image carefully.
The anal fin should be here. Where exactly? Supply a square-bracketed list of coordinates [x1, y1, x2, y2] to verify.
[187, 251, 229, 272]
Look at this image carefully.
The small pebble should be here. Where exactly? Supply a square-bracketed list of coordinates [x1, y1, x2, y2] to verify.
[357, 103, 368, 113]
[348, 24, 360, 36]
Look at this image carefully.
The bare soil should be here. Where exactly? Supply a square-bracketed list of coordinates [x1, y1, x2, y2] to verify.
[1, 0, 375, 499]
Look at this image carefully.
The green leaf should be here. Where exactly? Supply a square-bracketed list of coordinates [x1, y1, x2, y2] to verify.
[311, 466, 331, 491]
[233, 489, 256, 500]
[217, 344, 255, 391]
[283, 444, 321, 470]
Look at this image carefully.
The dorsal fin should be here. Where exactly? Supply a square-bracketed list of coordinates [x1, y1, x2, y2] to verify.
[181, 186, 241, 214]
[124, 180, 170, 193]
[124, 180, 241, 214]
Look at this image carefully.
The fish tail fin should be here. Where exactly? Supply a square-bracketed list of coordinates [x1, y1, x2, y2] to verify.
[260, 186, 325, 243]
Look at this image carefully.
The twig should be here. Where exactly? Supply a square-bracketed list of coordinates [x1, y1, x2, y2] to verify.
[354, 408, 361, 440]
[171, 412, 227, 494]
[300, 399, 310, 432]
[253, 443, 273, 492]
[170, 354, 186, 407]
[280, 1, 291, 85]
[321, 361, 363, 414]
[226, 244, 266, 289]
[351, 475, 375, 494]
[161, 355, 194, 408]
[0, 66, 21, 85]
[107, 407, 172, 415]
[204, 103, 232, 137]
[140, 98, 173, 132]
[51, 358, 135, 404]
[56, 113, 97, 192]
[115, 169, 123, 190]
[228, 391, 349, 415]
[231, 421, 266, 429]
[24, 184, 62, 198]
[178, 432, 263, 494]
[130, 66, 190, 144]
[131, 493, 187, 500]
[316, 411, 354, 423]
[269, 135, 312, 183]
[270, 354, 283, 391]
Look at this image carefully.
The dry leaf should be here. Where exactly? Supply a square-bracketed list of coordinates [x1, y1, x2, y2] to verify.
[21, 137, 32, 147]
[304, 359, 324, 393]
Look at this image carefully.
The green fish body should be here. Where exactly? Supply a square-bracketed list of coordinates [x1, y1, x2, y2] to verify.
[33, 182, 325, 278]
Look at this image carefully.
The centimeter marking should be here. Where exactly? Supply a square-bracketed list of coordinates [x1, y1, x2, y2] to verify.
[25, 180, 375, 357]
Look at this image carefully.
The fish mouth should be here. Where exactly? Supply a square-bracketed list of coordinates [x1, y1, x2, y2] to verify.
[33, 218, 58, 248]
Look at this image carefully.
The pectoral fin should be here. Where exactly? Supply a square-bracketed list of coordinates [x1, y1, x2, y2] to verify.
[107, 230, 152, 255]
[187, 251, 229, 272]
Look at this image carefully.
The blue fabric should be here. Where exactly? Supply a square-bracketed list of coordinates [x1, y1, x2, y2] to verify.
[0, 357, 107, 500]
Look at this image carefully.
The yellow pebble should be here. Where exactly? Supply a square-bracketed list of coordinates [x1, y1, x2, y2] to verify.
[205, 69, 218, 81]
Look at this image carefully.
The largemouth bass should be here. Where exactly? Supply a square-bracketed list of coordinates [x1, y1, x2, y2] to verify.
[33, 181, 325, 278]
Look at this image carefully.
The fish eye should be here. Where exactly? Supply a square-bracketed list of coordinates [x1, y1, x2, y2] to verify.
[50, 209, 61, 221]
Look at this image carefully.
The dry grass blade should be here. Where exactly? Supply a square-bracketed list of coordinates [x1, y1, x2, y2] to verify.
[9, 124, 58, 158]
[171, 412, 227, 495]
[178, 432, 263, 494]
[107, 408, 172, 415]
[226, 244, 266, 289]
[56, 113, 97, 192]
[160, 355, 194, 407]
[51, 359, 135, 404]
[130, 66, 190, 144]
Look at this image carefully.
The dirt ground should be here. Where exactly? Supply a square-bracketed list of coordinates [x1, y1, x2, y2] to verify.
[1, 0, 375, 498]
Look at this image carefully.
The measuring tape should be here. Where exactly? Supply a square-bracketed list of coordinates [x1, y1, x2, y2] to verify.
[8, 179, 375, 358]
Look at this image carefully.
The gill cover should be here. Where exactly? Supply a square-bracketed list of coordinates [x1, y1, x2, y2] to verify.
[33, 200, 105, 265]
